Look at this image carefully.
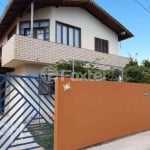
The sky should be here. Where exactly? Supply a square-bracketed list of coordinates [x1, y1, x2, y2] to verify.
[96, 0, 150, 63]
[0, 0, 150, 63]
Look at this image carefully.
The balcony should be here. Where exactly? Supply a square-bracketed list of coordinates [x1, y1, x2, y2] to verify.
[2, 35, 129, 68]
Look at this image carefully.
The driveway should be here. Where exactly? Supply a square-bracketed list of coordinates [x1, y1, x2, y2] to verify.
[85, 130, 150, 150]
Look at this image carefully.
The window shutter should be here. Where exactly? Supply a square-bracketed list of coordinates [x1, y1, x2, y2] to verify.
[95, 37, 109, 53]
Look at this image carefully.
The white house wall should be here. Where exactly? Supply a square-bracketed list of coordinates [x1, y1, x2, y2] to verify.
[24, 64, 44, 76]
[12, 65, 26, 75]
[19, 6, 118, 55]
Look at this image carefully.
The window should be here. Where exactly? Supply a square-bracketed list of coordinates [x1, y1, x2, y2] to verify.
[19, 20, 49, 40]
[95, 37, 109, 53]
[56, 22, 81, 48]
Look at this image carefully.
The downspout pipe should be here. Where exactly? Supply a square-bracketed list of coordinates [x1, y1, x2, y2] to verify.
[30, 1, 34, 37]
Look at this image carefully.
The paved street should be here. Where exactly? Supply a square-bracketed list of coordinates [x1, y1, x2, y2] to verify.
[86, 131, 150, 150]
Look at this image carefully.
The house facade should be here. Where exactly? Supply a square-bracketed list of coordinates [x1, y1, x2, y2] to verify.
[0, 1, 134, 148]
[0, 0, 133, 76]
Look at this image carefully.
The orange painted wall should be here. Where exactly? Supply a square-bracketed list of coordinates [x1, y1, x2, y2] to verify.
[54, 77, 150, 150]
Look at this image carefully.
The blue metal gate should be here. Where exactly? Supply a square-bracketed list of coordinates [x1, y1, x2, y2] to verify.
[0, 74, 54, 150]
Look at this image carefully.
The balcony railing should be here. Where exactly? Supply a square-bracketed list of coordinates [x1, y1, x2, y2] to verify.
[2, 34, 129, 68]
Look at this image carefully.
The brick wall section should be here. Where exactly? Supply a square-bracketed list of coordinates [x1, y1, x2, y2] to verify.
[2, 35, 129, 68]
[2, 35, 15, 66]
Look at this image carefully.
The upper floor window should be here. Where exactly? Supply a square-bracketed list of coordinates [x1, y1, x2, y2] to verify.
[19, 20, 49, 40]
[95, 37, 109, 53]
[56, 22, 81, 48]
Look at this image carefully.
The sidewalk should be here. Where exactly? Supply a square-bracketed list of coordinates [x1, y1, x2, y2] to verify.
[85, 130, 150, 150]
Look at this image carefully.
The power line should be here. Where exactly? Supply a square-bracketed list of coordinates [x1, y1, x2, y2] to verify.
[134, 0, 150, 14]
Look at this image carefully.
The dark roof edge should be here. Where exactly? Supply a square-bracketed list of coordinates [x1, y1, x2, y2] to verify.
[86, 1, 134, 41]
[0, 0, 134, 42]
[0, 0, 13, 24]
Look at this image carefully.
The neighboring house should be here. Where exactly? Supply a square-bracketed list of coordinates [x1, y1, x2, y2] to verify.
[0, 0, 133, 77]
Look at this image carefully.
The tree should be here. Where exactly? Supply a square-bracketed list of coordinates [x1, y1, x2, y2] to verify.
[105, 69, 121, 81]
[50, 60, 103, 80]
[141, 59, 150, 68]
[125, 58, 138, 67]
[49, 59, 150, 84]
[124, 65, 143, 83]
[124, 59, 150, 83]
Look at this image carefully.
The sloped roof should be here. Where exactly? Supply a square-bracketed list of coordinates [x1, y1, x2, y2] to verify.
[0, 0, 133, 41]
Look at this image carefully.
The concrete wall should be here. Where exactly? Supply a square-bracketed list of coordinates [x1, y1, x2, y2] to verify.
[19, 6, 118, 54]
[54, 77, 150, 150]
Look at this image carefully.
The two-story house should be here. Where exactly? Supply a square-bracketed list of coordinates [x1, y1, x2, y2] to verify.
[0, 0, 133, 76]
[0, 1, 134, 149]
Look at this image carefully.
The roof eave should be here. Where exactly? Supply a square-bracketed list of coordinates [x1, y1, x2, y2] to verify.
[0, 0, 133, 42]
[83, 1, 134, 41]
